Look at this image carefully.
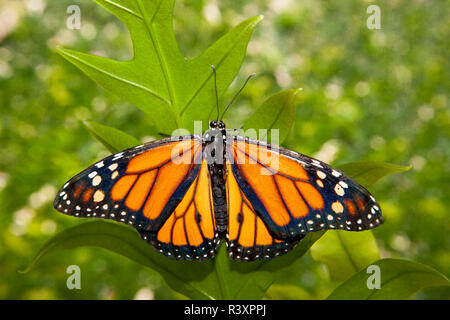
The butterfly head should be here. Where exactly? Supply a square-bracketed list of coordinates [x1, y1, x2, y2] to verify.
[209, 120, 226, 130]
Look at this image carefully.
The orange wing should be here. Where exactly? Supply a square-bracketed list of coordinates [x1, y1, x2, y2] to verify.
[54, 136, 203, 233]
[140, 159, 219, 260]
[226, 163, 301, 261]
[227, 136, 383, 240]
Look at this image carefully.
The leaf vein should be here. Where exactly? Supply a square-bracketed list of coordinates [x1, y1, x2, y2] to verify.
[59, 49, 171, 106]
[102, 0, 143, 19]
[180, 19, 260, 116]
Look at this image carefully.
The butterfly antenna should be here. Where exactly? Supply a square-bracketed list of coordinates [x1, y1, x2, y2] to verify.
[220, 72, 256, 121]
[211, 65, 220, 121]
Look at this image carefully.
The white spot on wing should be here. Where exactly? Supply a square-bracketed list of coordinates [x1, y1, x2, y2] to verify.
[339, 181, 348, 188]
[95, 161, 104, 168]
[331, 201, 344, 213]
[112, 152, 124, 160]
[332, 170, 342, 177]
[93, 190, 105, 202]
[88, 171, 98, 179]
[92, 175, 102, 186]
[311, 160, 323, 168]
[111, 171, 119, 179]
[334, 184, 345, 196]
[316, 170, 326, 179]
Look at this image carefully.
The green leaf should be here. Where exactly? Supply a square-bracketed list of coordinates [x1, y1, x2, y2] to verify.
[337, 161, 411, 187]
[22, 221, 323, 300]
[265, 284, 313, 300]
[310, 230, 380, 282]
[58, 0, 262, 133]
[82, 120, 141, 153]
[182, 15, 264, 132]
[213, 231, 324, 299]
[21, 221, 219, 300]
[243, 89, 301, 144]
[327, 258, 450, 300]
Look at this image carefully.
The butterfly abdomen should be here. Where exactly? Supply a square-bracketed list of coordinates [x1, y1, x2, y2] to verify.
[203, 127, 228, 233]
[209, 162, 228, 232]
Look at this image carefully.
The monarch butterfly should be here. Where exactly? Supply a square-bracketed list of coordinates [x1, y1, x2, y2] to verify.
[54, 69, 383, 261]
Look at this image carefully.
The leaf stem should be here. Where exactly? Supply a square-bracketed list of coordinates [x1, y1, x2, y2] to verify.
[213, 245, 230, 299]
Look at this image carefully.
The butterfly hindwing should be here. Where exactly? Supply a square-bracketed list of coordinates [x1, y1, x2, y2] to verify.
[140, 159, 219, 260]
[54, 136, 203, 233]
[226, 164, 302, 261]
[227, 136, 383, 240]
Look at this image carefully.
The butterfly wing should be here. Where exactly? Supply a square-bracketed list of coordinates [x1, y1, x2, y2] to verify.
[227, 136, 383, 240]
[226, 163, 302, 261]
[140, 157, 219, 260]
[54, 136, 203, 233]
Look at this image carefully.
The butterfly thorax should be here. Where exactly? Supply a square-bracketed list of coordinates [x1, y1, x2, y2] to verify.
[204, 121, 228, 233]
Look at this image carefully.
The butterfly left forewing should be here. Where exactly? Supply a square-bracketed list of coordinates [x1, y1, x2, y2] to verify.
[54, 136, 202, 232]
[227, 136, 383, 240]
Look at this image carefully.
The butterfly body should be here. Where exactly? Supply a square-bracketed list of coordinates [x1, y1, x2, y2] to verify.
[54, 121, 383, 261]
[203, 121, 229, 233]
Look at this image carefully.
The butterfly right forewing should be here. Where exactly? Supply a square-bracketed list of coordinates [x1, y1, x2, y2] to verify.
[227, 135, 383, 240]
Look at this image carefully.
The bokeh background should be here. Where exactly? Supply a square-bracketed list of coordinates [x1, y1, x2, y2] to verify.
[0, 0, 448, 299]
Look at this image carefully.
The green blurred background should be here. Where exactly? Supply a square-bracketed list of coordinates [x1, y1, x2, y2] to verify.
[0, 0, 448, 299]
